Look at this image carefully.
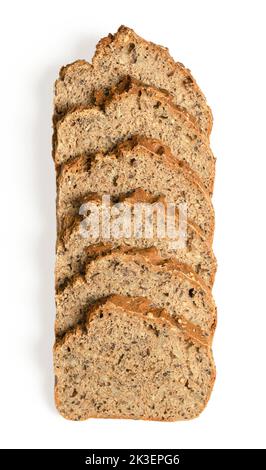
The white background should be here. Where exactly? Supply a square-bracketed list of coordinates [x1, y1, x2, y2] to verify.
[1, 0, 266, 449]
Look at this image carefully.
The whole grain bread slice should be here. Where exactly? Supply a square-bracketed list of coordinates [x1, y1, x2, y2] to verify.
[54, 26, 212, 136]
[56, 189, 217, 289]
[55, 78, 215, 193]
[57, 137, 215, 239]
[54, 294, 215, 421]
[55, 246, 216, 338]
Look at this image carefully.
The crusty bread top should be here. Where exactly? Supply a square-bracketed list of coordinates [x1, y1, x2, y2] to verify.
[55, 294, 211, 349]
[55, 25, 212, 135]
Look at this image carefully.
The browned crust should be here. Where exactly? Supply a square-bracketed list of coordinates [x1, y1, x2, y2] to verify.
[57, 136, 215, 242]
[59, 212, 217, 289]
[58, 135, 213, 193]
[58, 59, 89, 80]
[57, 243, 215, 296]
[118, 135, 215, 203]
[57, 77, 212, 153]
[57, 25, 213, 136]
[55, 77, 210, 143]
[84, 245, 213, 293]
[55, 81, 215, 194]
[96, 76, 199, 130]
[56, 294, 209, 347]
[56, 245, 217, 340]
[54, 294, 216, 421]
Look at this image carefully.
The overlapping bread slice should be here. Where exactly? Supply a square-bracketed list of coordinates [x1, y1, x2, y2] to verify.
[56, 189, 216, 289]
[55, 246, 216, 339]
[57, 137, 214, 239]
[55, 78, 215, 193]
[54, 26, 212, 136]
[54, 294, 215, 421]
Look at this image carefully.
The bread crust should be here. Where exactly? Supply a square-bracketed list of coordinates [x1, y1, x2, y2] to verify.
[85, 245, 213, 292]
[55, 246, 217, 340]
[57, 188, 217, 288]
[57, 136, 215, 241]
[53, 28, 216, 422]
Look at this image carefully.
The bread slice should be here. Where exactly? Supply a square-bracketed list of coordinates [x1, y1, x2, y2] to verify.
[54, 294, 215, 421]
[57, 137, 214, 240]
[55, 78, 215, 193]
[54, 26, 212, 136]
[56, 189, 216, 289]
[55, 246, 216, 338]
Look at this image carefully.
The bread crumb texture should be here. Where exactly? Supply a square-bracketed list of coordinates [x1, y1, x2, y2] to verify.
[54, 295, 215, 421]
[53, 26, 216, 422]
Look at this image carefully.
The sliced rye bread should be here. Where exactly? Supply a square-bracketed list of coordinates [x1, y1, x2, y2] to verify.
[56, 189, 217, 289]
[54, 78, 215, 193]
[54, 294, 215, 421]
[55, 246, 216, 338]
[57, 137, 215, 240]
[54, 26, 212, 136]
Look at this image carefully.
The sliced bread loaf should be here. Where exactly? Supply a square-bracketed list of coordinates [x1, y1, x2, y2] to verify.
[55, 78, 215, 193]
[56, 189, 216, 289]
[54, 294, 215, 421]
[57, 137, 214, 239]
[55, 246, 216, 338]
[54, 26, 212, 136]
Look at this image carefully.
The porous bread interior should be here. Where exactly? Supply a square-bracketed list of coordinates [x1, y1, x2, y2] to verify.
[54, 295, 215, 421]
[53, 28, 216, 422]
